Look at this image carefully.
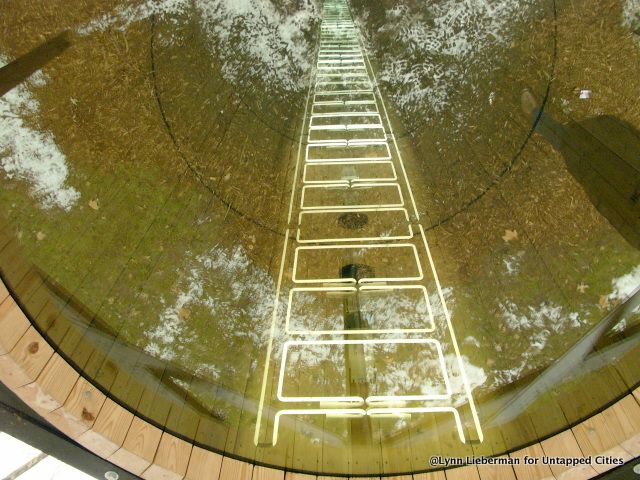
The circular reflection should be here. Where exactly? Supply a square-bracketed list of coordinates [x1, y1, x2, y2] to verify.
[1, 0, 639, 476]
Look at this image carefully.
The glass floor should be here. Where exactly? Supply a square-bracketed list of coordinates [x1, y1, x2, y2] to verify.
[1, 0, 639, 475]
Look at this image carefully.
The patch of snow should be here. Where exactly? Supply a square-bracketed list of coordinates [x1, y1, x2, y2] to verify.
[623, 0, 640, 41]
[429, 286, 455, 322]
[78, 0, 320, 92]
[608, 264, 640, 302]
[503, 257, 518, 276]
[144, 244, 275, 375]
[463, 335, 481, 347]
[612, 317, 627, 333]
[145, 263, 204, 362]
[357, 0, 536, 121]
[493, 360, 527, 386]
[502, 251, 525, 277]
[444, 354, 487, 406]
[198, 0, 319, 91]
[608, 264, 640, 325]
[493, 300, 585, 386]
[77, 0, 190, 34]
[0, 55, 80, 211]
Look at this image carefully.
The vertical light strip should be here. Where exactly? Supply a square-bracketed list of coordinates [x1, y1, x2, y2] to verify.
[255, 0, 483, 448]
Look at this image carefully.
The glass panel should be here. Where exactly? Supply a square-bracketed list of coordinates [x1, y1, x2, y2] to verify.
[1, 0, 640, 475]
[303, 161, 396, 183]
[301, 183, 403, 209]
[298, 208, 411, 242]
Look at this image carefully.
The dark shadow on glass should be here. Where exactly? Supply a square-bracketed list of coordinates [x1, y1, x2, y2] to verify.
[0, 31, 72, 97]
[523, 89, 640, 249]
[340, 263, 373, 446]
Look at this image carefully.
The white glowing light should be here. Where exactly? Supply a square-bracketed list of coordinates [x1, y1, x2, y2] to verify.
[255, 0, 483, 448]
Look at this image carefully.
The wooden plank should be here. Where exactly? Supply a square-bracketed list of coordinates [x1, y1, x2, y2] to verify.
[606, 394, 640, 456]
[109, 416, 163, 475]
[0, 278, 8, 302]
[0, 240, 31, 288]
[253, 466, 284, 480]
[444, 465, 480, 480]
[9, 268, 47, 319]
[413, 472, 446, 480]
[470, 423, 510, 459]
[406, 411, 444, 472]
[142, 432, 193, 480]
[164, 390, 201, 441]
[290, 415, 322, 472]
[14, 352, 78, 414]
[378, 417, 414, 475]
[540, 430, 598, 479]
[499, 415, 541, 458]
[136, 369, 174, 427]
[0, 326, 54, 388]
[0, 296, 30, 354]
[77, 398, 134, 458]
[509, 443, 554, 480]
[45, 376, 107, 439]
[285, 473, 316, 480]
[476, 461, 517, 480]
[105, 348, 147, 413]
[38, 298, 73, 346]
[219, 457, 253, 480]
[193, 415, 229, 451]
[572, 409, 634, 474]
[320, 416, 351, 473]
[185, 446, 223, 480]
[634, 386, 640, 405]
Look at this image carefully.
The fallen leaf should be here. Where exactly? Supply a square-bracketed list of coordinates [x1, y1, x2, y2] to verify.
[88, 199, 99, 210]
[577, 282, 589, 293]
[502, 229, 518, 242]
[598, 295, 610, 309]
[36, 231, 45, 241]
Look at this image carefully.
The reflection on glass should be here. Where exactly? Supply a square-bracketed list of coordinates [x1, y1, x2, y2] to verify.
[1, 0, 639, 475]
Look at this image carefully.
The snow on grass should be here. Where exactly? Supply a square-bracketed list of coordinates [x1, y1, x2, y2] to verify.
[363, 343, 486, 405]
[0, 55, 80, 211]
[145, 263, 205, 362]
[143, 244, 488, 402]
[77, 0, 320, 92]
[492, 300, 584, 385]
[464, 335, 481, 347]
[144, 244, 275, 376]
[608, 264, 640, 303]
[623, 0, 640, 36]
[77, 0, 189, 34]
[443, 353, 487, 406]
[503, 254, 522, 276]
[357, 0, 536, 120]
[608, 264, 640, 331]
[196, 0, 319, 91]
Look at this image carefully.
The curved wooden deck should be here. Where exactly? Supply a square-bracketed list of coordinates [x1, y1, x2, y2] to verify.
[1, 278, 639, 480]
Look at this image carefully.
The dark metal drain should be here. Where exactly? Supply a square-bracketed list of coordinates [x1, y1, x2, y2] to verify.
[338, 212, 369, 230]
[340, 263, 375, 281]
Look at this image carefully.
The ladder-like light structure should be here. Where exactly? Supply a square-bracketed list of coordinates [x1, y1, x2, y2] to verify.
[255, 0, 483, 450]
